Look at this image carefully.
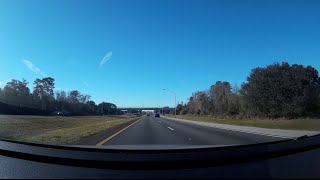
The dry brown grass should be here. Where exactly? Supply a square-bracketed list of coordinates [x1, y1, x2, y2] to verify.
[0, 115, 139, 145]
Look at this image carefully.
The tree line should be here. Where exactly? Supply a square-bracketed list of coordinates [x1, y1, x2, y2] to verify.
[0, 78, 122, 115]
[176, 62, 320, 119]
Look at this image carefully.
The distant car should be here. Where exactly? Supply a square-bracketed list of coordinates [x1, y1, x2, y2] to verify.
[155, 113, 160, 118]
[147, 114, 150, 116]
[57, 111, 70, 117]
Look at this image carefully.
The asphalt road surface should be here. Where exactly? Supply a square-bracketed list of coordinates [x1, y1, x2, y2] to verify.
[103, 116, 284, 146]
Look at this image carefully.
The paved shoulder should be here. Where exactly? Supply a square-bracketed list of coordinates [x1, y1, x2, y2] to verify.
[163, 116, 320, 138]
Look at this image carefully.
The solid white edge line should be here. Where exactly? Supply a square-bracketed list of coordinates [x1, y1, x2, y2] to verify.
[164, 117, 290, 139]
[218, 127, 290, 139]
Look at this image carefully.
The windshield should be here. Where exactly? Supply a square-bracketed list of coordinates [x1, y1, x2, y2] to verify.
[0, 0, 319, 148]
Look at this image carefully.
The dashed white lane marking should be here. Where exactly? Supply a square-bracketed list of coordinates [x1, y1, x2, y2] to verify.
[167, 127, 174, 131]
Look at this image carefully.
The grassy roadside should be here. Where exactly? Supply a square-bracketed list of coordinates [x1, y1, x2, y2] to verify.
[0, 115, 140, 145]
[165, 115, 320, 131]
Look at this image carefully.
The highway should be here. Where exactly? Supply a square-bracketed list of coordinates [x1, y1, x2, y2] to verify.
[102, 116, 284, 146]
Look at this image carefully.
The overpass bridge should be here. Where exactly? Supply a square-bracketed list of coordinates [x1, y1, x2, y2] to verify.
[118, 107, 175, 114]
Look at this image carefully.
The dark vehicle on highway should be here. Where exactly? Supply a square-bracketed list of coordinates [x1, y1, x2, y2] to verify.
[155, 113, 160, 118]
[56, 111, 71, 117]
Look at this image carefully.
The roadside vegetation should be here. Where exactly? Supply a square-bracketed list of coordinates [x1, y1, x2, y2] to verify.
[174, 62, 320, 125]
[0, 115, 139, 145]
[0, 77, 122, 116]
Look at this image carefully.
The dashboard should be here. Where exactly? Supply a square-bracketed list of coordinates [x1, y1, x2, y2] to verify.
[0, 135, 320, 179]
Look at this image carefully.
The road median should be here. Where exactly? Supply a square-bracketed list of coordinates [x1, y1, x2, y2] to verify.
[77, 117, 141, 145]
[0, 115, 141, 145]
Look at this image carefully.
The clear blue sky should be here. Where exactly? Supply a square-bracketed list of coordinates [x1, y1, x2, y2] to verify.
[0, 0, 319, 107]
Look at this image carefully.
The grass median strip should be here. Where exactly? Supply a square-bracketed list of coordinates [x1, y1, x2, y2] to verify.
[0, 115, 140, 145]
[166, 115, 320, 131]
